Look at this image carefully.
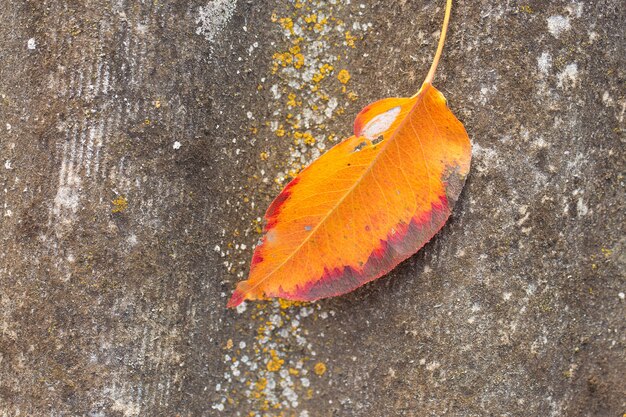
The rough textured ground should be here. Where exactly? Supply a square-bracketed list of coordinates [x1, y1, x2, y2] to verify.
[0, 0, 624, 416]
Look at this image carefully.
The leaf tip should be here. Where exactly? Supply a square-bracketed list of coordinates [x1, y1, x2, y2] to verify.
[227, 290, 245, 308]
[227, 280, 261, 308]
[227, 281, 251, 308]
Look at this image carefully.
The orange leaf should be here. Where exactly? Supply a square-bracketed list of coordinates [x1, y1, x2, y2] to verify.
[228, 0, 470, 307]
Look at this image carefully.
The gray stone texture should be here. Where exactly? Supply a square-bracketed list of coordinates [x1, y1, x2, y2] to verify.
[0, 0, 624, 416]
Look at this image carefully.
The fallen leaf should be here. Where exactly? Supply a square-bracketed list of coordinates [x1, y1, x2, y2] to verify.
[228, 0, 470, 307]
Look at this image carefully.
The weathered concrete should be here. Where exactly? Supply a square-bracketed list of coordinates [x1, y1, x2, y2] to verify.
[0, 0, 624, 416]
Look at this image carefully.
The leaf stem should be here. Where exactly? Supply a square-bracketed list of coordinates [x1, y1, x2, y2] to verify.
[424, 0, 452, 85]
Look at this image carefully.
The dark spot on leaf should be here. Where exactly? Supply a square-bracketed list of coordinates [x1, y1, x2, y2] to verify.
[353, 141, 368, 152]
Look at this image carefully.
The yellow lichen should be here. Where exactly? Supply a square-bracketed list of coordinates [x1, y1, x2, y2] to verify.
[347, 91, 359, 101]
[312, 63, 334, 83]
[273, 51, 294, 68]
[294, 53, 305, 69]
[286, 93, 300, 107]
[313, 362, 327, 376]
[266, 350, 284, 372]
[278, 298, 303, 309]
[279, 17, 294, 32]
[254, 377, 267, 393]
[345, 31, 356, 48]
[320, 63, 333, 74]
[111, 196, 128, 213]
[520, 5, 533, 13]
[302, 132, 316, 145]
[337, 69, 351, 84]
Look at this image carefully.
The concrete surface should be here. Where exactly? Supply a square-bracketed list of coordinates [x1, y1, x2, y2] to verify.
[0, 0, 624, 416]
